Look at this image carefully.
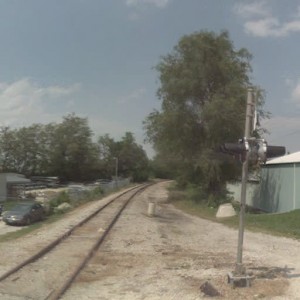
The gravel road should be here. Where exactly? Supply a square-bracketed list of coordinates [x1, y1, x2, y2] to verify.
[0, 182, 300, 299]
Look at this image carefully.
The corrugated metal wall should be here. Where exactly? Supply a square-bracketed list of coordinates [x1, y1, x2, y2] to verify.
[227, 163, 300, 213]
[255, 164, 292, 212]
[254, 163, 300, 213]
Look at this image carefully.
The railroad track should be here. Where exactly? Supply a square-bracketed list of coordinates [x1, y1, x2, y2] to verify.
[0, 182, 154, 300]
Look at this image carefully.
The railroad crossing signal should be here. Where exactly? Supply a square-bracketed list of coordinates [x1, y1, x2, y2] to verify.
[220, 138, 286, 163]
[223, 88, 286, 285]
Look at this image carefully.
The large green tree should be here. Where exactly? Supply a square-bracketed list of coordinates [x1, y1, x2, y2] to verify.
[0, 114, 99, 181]
[98, 132, 149, 182]
[144, 30, 265, 195]
[49, 113, 99, 181]
[0, 124, 54, 176]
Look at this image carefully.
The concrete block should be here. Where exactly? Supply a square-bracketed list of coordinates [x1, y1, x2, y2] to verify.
[216, 203, 236, 218]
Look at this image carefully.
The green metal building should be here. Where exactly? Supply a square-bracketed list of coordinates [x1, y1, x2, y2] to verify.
[253, 152, 300, 213]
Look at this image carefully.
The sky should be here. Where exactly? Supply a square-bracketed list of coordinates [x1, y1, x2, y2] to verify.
[1, 0, 300, 157]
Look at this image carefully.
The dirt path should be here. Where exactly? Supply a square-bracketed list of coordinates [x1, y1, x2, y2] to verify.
[0, 181, 300, 299]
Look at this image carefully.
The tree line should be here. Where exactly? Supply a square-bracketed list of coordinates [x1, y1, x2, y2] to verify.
[0, 113, 149, 182]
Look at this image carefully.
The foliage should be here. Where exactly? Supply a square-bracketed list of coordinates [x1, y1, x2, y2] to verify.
[0, 124, 54, 176]
[144, 30, 266, 200]
[0, 114, 149, 182]
[169, 183, 230, 207]
[48, 185, 105, 215]
[49, 191, 71, 211]
[92, 186, 104, 196]
[185, 184, 206, 203]
[48, 114, 99, 182]
[97, 132, 150, 182]
[0, 114, 99, 181]
[85, 186, 104, 201]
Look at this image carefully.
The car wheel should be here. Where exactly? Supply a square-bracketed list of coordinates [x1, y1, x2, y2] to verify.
[26, 217, 31, 225]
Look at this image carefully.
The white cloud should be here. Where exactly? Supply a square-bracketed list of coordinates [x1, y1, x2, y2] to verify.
[125, 0, 171, 20]
[0, 78, 79, 127]
[244, 17, 280, 37]
[234, 1, 300, 37]
[125, 0, 170, 8]
[234, 1, 270, 19]
[118, 88, 146, 104]
[244, 18, 300, 37]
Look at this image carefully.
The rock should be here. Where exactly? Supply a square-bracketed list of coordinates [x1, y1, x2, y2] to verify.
[216, 203, 236, 218]
[54, 202, 72, 213]
[200, 281, 221, 297]
[254, 294, 266, 299]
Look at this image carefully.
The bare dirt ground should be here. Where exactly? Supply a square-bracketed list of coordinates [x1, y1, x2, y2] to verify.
[0, 181, 300, 299]
[63, 181, 300, 299]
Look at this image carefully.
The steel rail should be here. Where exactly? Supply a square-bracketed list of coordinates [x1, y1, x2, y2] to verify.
[47, 182, 153, 300]
[0, 183, 150, 283]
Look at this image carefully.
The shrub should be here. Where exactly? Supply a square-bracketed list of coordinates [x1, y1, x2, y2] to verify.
[49, 191, 71, 211]
[186, 184, 206, 203]
[85, 186, 104, 201]
[205, 187, 232, 208]
[167, 190, 186, 202]
[170, 182, 232, 208]
[76, 186, 105, 203]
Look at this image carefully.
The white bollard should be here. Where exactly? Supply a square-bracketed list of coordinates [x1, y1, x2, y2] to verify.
[148, 202, 156, 217]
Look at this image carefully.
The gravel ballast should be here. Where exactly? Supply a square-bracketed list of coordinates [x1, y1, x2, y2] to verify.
[0, 182, 300, 299]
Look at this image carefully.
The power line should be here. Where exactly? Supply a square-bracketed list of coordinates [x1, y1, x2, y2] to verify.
[265, 129, 300, 142]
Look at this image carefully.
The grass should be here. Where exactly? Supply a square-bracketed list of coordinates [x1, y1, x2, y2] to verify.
[0, 211, 67, 243]
[172, 199, 217, 220]
[0, 222, 42, 242]
[238, 210, 300, 238]
[170, 189, 300, 240]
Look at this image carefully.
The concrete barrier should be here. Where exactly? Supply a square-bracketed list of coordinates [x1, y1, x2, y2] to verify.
[147, 202, 156, 217]
[216, 203, 236, 218]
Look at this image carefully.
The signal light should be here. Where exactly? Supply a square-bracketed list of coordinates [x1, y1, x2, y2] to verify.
[256, 140, 285, 163]
[266, 146, 286, 158]
[220, 139, 285, 163]
[220, 143, 247, 155]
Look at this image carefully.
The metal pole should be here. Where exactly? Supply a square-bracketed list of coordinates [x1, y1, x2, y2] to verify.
[235, 88, 255, 275]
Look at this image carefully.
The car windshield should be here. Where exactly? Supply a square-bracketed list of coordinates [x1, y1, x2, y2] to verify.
[11, 204, 33, 213]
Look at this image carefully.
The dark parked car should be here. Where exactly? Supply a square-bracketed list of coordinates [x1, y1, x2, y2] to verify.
[2, 202, 45, 226]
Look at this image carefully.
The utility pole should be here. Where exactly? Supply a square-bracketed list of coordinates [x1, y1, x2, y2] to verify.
[221, 88, 286, 287]
[235, 88, 255, 275]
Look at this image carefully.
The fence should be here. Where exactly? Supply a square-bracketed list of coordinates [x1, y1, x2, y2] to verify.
[97, 178, 131, 192]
